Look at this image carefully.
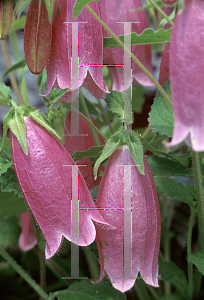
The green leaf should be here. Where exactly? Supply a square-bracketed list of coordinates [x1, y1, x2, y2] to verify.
[132, 85, 145, 113]
[128, 136, 144, 175]
[94, 135, 120, 179]
[72, 145, 104, 162]
[17, 0, 32, 18]
[0, 159, 12, 176]
[7, 108, 28, 155]
[73, 0, 100, 18]
[0, 216, 21, 247]
[146, 156, 193, 177]
[159, 260, 189, 299]
[44, 0, 55, 23]
[148, 79, 173, 137]
[10, 16, 26, 32]
[189, 252, 204, 276]
[154, 176, 195, 208]
[105, 90, 124, 120]
[0, 186, 26, 217]
[0, 169, 24, 198]
[103, 28, 172, 48]
[49, 279, 126, 300]
[49, 87, 70, 103]
[3, 58, 26, 78]
[48, 108, 66, 143]
[25, 105, 62, 140]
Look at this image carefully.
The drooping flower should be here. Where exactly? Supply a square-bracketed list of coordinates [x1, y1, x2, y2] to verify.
[44, 0, 109, 100]
[11, 117, 108, 259]
[19, 212, 37, 251]
[24, 0, 52, 74]
[98, 0, 154, 92]
[64, 112, 105, 189]
[0, 0, 13, 40]
[166, 0, 204, 151]
[94, 145, 161, 292]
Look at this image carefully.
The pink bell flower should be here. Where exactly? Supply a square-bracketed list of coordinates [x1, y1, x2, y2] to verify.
[11, 117, 108, 259]
[98, 0, 154, 92]
[44, 0, 109, 99]
[94, 145, 161, 292]
[166, 0, 204, 151]
[64, 112, 105, 189]
[19, 212, 37, 251]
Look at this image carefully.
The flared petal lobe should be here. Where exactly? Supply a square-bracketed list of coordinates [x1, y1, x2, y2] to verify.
[19, 212, 37, 251]
[167, 0, 204, 151]
[64, 112, 105, 189]
[11, 117, 108, 259]
[94, 146, 161, 292]
[99, 0, 154, 91]
[45, 0, 108, 98]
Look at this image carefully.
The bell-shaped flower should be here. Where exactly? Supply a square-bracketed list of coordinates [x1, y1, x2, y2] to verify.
[166, 0, 204, 151]
[11, 117, 108, 259]
[24, 0, 52, 74]
[98, 0, 154, 92]
[44, 0, 109, 99]
[94, 145, 161, 292]
[64, 112, 105, 189]
[19, 212, 37, 251]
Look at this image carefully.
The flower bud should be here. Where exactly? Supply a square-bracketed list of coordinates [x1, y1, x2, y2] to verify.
[19, 212, 37, 251]
[94, 146, 161, 292]
[0, 0, 13, 40]
[24, 0, 52, 74]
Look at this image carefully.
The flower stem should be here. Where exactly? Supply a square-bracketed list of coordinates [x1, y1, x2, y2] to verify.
[61, 100, 107, 141]
[0, 40, 24, 105]
[85, 4, 173, 109]
[191, 151, 204, 249]
[83, 246, 99, 280]
[0, 246, 49, 300]
[147, 0, 174, 27]
[80, 91, 101, 146]
[187, 207, 196, 300]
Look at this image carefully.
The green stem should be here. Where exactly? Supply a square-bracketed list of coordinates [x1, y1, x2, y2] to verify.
[60, 100, 107, 141]
[97, 98, 114, 134]
[191, 151, 204, 249]
[27, 206, 47, 296]
[1, 40, 24, 105]
[147, 0, 174, 27]
[9, 31, 28, 104]
[85, 4, 173, 109]
[2, 150, 12, 161]
[187, 208, 196, 300]
[83, 246, 99, 280]
[80, 92, 101, 146]
[0, 246, 49, 300]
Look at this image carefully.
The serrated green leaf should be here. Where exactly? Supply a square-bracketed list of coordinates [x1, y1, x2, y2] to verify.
[0, 186, 26, 217]
[73, 0, 100, 18]
[7, 108, 28, 155]
[94, 135, 120, 179]
[0, 159, 12, 176]
[0, 114, 10, 157]
[0, 83, 12, 99]
[128, 136, 144, 175]
[0, 169, 24, 198]
[3, 58, 26, 78]
[159, 260, 189, 299]
[105, 90, 123, 120]
[146, 156, 193, 177]
[72, 145, 104, 161]
[48, 109, 66, 143]
[49, 279, 126, 300]
[103, 28, 172, 48]
[148, 79, 173, 137]
[0, 217, 21, 247]
[189, 252, 204, 276]
[154, 176, 195, 208]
